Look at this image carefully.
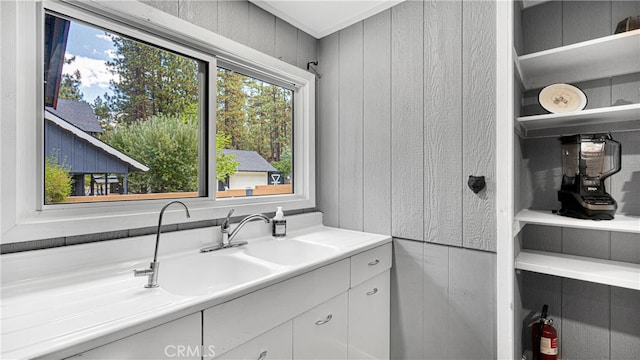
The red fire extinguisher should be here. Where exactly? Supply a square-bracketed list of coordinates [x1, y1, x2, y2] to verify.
[531, 304, 558, 360]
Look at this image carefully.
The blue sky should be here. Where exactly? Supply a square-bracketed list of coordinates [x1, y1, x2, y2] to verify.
[62, 21, 118, 103]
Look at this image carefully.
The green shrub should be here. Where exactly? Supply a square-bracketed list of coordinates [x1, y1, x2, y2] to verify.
[45, 152, 72, 203]
[101, 113, 239, 193]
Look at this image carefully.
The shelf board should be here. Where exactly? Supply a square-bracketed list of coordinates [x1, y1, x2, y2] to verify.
[517, 103, 640, 131]
[515, 209, 640, 233]
[516, 250, 640, 290]
[521, 0, 550, 9]
[518, 29, 640, 90]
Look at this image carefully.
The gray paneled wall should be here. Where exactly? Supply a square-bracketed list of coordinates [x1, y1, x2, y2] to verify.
[140, 0, 318, 70]
[392, 239, 497, 359]
[317, 0, 497, 249]
[391, 0, 425, 242]
[424, 0, 463, 248]
[363, 11, 392, 236]
[317, 0, 497, 358]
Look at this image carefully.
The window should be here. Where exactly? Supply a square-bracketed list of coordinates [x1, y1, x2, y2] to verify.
[43, 12, 209, 204]
[216, 66, 294, 198]
[1, 0, 315, 243]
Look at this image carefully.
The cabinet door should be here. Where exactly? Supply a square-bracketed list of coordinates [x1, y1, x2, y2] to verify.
[65, 313, 202, 360]
[348, 270, 390, 359]
[213, 321, 292, 360]
[293, 292, 348, 359]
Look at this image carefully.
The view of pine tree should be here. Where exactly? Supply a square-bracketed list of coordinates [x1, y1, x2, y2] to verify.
[217, 68, 247, 149]
[217, 67, 293, 170]
[58, 56, 84, 102]
[245, 79, 292, 163]
[92, 96, 112, 128]
[106, 35, 199, 124]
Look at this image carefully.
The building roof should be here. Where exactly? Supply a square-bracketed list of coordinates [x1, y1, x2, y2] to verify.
[45, 110, 149, 172]
[45, 99, 104, 133]
[222, 149, 277, 172]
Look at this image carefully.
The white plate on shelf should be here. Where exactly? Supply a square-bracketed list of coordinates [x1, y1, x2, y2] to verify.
[538, 83, 588, 113]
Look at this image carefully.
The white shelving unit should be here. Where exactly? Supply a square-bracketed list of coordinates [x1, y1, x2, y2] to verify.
[496, 2, 640, 358]
[517, 29, 640, 90]
[515, 250, 640, 290]
[516, 103, 640, 131]
[515, 209, 640, 234]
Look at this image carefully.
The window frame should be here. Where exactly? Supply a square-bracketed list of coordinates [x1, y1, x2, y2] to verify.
[1, 0, 315, 244]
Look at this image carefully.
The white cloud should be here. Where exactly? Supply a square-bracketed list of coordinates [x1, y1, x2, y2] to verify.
[63, 53, 118, 89]
[95, 33, 112, 42]
[104, 49, 118, 59]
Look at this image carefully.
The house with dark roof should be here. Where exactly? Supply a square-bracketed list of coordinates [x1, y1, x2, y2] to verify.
[46, 99, 104, 135]
[44, 100, 148, 196]
[220, 149, 282, 191]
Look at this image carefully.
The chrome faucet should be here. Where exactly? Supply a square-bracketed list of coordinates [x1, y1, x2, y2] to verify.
[200, 209, 270, 253]
[134, 200, 190, 288]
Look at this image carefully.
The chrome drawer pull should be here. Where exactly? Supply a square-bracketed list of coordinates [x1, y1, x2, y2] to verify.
[257, 350, 267, 360]
[315, 314, 333, 325]
[368, 259, 380, 266]
[366, 288, 378, 296]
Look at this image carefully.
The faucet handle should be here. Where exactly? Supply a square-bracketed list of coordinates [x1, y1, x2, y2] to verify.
[222, 209, 235, 231]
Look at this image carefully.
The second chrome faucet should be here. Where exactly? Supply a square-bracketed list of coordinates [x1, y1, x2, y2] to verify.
[200, 209, 270, 253]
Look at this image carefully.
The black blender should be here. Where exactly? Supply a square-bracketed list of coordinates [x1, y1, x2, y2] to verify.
[558, 133, 621, 220]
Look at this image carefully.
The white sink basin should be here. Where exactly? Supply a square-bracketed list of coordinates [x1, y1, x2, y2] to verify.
[158, 253, 275, 297]
[242, 238, 339, 266]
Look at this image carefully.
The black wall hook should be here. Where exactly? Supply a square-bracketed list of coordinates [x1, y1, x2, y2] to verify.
[468, 175, 486, 194]
[306, 61, 322, 79]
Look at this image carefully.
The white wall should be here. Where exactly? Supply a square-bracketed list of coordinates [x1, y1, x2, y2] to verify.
[228, 172, 268, 190]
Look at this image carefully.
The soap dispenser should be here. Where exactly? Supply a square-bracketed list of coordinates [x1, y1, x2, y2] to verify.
[272, 206, 286, 238]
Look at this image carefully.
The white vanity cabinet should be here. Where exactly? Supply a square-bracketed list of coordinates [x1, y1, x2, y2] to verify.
[64, 313, 202, 360]
[204, 243, 392, 360]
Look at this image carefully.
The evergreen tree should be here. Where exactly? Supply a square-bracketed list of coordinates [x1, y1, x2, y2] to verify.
[217, 68, 248, 149]
[217, 68, 293, 165]
[106, 35, 199, 124]
[59, 70, 84, 101]
[58, 56, 84, 102]
[92, 95, 112, 128]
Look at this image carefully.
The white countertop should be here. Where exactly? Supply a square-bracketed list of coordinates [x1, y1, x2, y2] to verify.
[0, 213, 391, 359]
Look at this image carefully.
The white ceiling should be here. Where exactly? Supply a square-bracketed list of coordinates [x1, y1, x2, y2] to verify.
[250, 0, 405, 39]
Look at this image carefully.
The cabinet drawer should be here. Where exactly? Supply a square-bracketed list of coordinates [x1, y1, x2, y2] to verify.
[348, 270, 390, 359]
[293, 292, 348, 359]
[214, 321, 292, 360]
[350, 243, 392, 287]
